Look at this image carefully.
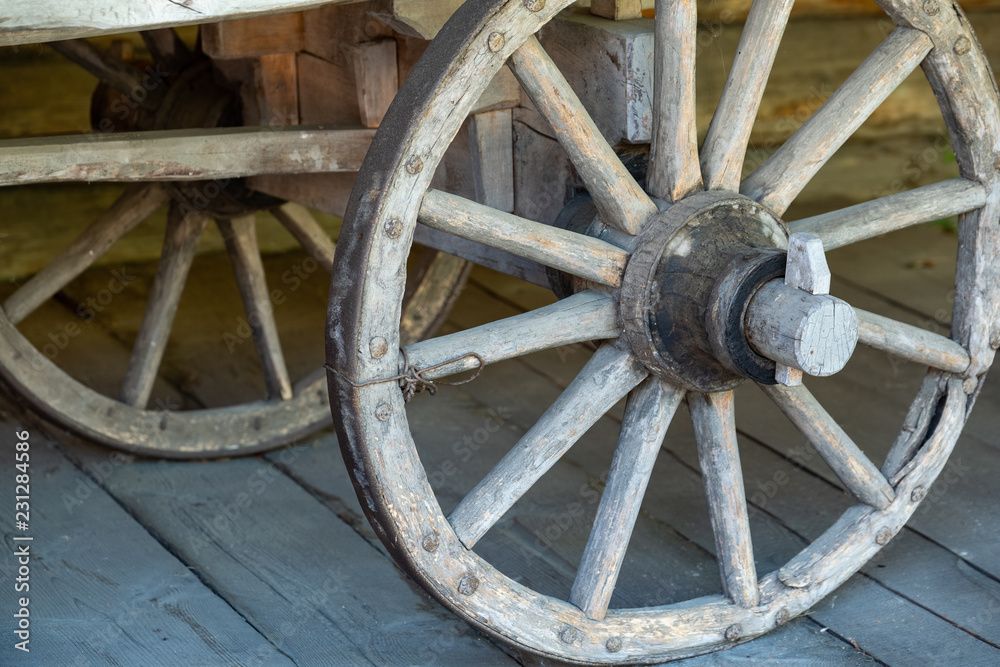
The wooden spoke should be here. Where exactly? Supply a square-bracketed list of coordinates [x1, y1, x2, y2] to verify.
[405, 291, 620, 381]
[762, 384, 895, 509]
[856, 309, 971, 374]
[700, 0, 795, 192]
[689, 392, 759, 608]
[571, 378, 684, 621]
[0, 126, 375, 187]
[48, 38, 146, 97]
[418, 190, 629, 287]
[218, 216, 293, 402]
[271, 203, 337, 273]
[741, 28, 934, 216]
[120, 205, 209, 408]
[789, 179, 987, 251]
[508, 37, 657, 235]
[3, 184, 169, 325]
[448, 345, 647, 548]
[141, 28, 194, 74]
[647, 0, 702, 202]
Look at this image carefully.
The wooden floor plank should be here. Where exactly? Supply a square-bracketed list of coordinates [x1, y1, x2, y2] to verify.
[0, 402, 293, 666]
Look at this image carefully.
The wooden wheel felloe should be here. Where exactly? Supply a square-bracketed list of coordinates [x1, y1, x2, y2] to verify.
[0, 13, 469, 458]
[328, 0, 999, 663]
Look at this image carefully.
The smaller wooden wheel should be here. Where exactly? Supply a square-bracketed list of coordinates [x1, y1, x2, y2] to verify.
[329, 0, 999, 663]
[0, 24, 468, 458]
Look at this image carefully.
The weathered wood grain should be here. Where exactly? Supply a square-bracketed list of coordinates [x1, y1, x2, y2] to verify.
[701, 0, 794, 192]
[120, 205, 208, 408]
[590, 0, 642, 20]
[418, 190, 628, 287]
[2, 184, 169, 325]
[449, 344, 647, 548]
[742, 28, 934, 216]
[790, 179, 988, 251]
[253, 53, 300, 127]
[647, 0, 702, 202]
[271, 203, 337, 273]
[508, 36, 657, 235]
[349, 39, 398, 128]
[202, 12, 306, 60]
[0, 126, 375, 186]
[856, 308, 971, 374]
[468, 109, 515, 213]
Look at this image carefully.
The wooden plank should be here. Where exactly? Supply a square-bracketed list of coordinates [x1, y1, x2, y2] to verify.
[0, 419, 293, 666]
[0, 0, 350, 46]
[508, 36, 657, 235]
[468, 109, 515, 213]
[647, 0, 702, 202]
[297, 51, 361, 125]
[369, 0, 463, 39]
[202, 12, 305, 60]
[253, 53, 300, 127]
[590, 0, 642, 20]
[741, 28, 935, 216]
[0, 126, 375, 186]
[349, 39, 398, 128]
[448, 344, 647, 548]
[418, 190, 628, 287]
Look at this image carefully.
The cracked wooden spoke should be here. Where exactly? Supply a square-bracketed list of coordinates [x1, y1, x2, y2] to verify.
[0, 126, 374, 186]
[571, 378, 684, 621]
[406, 291, 620, 382]
[508, 37, 656, 235]
[701, 0, 794, 192]
[3, 184, 169, 325]
[789, 179, 987, 251]
[856, 309, 971, 374]
[449, 345, 648, 548]
[271, 203, 337, 274]
[742, 28, 934, 216]
[141, 28, 194, 74]
[120, 205, 208, 408]
[49, 38, 146, 97]
[690, 391, 759, 608]
[762, 383, 895, 509]
[419, 190, 629, 287]
[647, 0, 702, 202]
[218, 216, 293, 402]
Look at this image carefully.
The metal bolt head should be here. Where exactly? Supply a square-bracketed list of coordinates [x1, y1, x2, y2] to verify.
[405, 155, 424, 175]
[524, 0, 546, 11]
[725, 624, 742, 642]
[911, 485, 927, 502]
[922, 0, 940, 15]
[488, 32, 506, 53]
[421, 532, 440, 552]
[954, 36, 972, 56]
[606, 636, 623, 653]
[369, 336, 389, 359]
[875, 527, 893, 546]
[384, 218, 404, 240]
[375, 403, 393, 422]
[559, 626, 581, 645]
[775, 608, 791, 627]
[456, 574, 479, 596]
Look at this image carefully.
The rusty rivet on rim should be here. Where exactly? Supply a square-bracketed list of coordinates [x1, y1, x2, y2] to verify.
[375, 403, 393, 422]
[524, 0, 546, 11]
[370, 336, 389, 359]
[922, 0, 940, 15]
[875, 527, 893, 546]
[488, 32, 506, 53]
[606, 636, 623, 653]
[954, 36, 972, 56]
[457, 574, 479, 596]
[384, 218, 404, 240]
[725, 624, 742, 642]
[421, 532, 439, 552]
[775, 608, 791, 627]
[405, 155, 423, 174]
[911, 485, 927, 502]
[560, 626, 581, 645]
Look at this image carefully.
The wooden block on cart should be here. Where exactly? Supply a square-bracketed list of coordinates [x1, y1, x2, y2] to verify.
[302, 2, 394, 64]
[254, 53, 300, 126]
[591, 0, 643, 20]
[370, 0, 464, 39]
[202, 13, 305, 59]
[347, 39, 399, 128]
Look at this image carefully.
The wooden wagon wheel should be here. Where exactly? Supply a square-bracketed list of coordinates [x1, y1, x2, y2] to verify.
[0, 23, 469, 458]
[328, 0, 999, 663]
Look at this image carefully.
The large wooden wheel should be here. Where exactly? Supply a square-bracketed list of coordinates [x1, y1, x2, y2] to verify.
[328, 0, 999, 663]
[0, 17, 469, 458]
